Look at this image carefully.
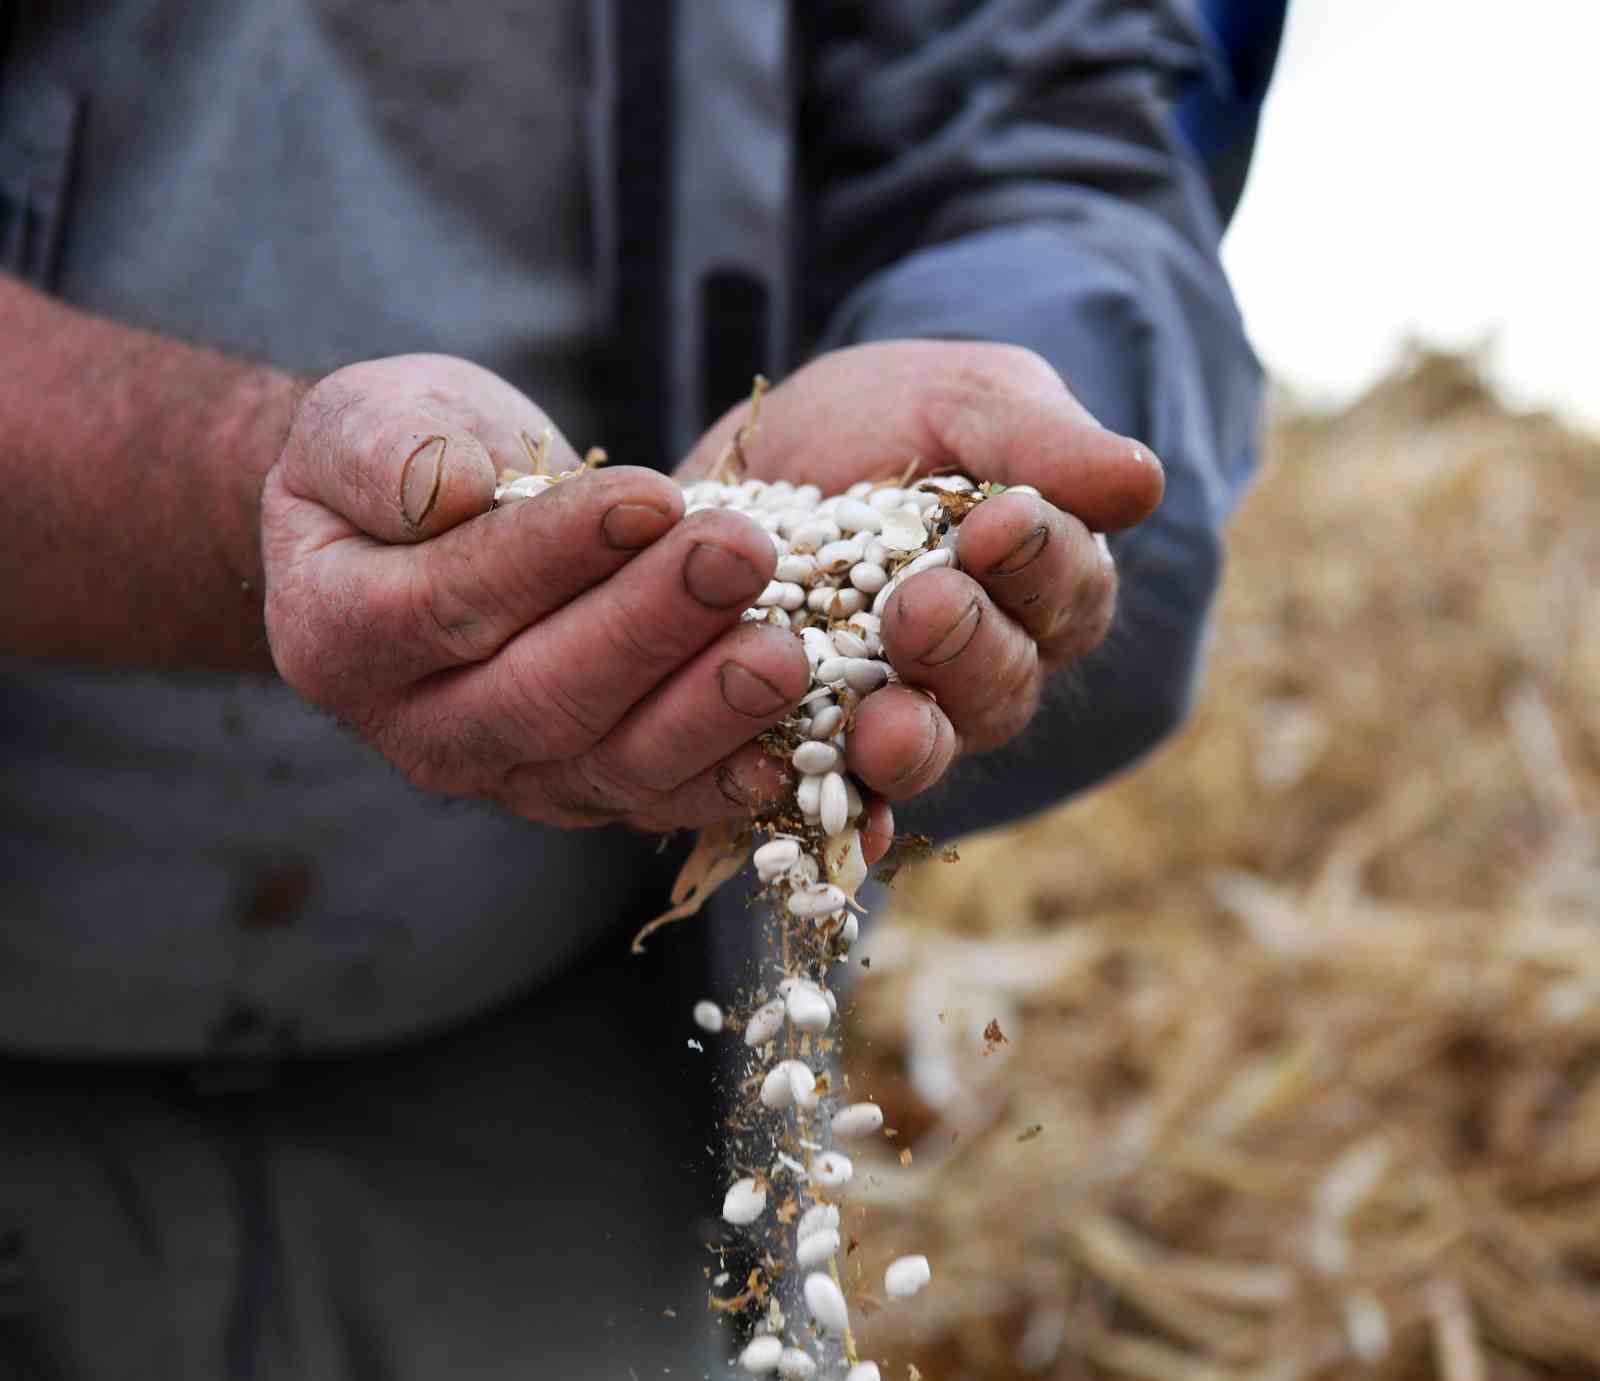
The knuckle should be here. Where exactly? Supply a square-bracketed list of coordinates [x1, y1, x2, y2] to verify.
[411, 556, 510, 665]
[598, 598, 690, 673]
[556, 753, 656, 818]
[499, 655, 610, 759]
[500, 769, 628, 829]
[578, 749, 660, 813]
[970, 648, 1040, 747]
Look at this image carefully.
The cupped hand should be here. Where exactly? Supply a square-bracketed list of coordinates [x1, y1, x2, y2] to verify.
[677, 341, 1164, 800]
[261, 353, 854, 836]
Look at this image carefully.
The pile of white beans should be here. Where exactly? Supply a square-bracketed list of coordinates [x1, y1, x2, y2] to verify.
[496, 463, 991, 1378]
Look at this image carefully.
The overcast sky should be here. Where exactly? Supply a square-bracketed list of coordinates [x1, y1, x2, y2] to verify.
[1222, 0, 1598, 432]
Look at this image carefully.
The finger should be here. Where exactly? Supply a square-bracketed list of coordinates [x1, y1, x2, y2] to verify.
[880, 566, 1041, 752]
[844, 685, 959, 800]
[268, 466, 686, 697]
[859, 797, 896, 865]
[677, 340, 1163, 532]
[281, 359, 582, 545]
[566, 622, 811, 797]
[956, 491, 1117, 663]
[501, 740, 791, 833]
[424, 508, 778, 764]
[628, 741, 795, 833]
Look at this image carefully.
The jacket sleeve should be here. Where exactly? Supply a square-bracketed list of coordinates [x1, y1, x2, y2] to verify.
[798, 0, 1265, 839]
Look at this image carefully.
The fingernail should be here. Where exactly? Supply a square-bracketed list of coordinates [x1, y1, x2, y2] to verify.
[719, 662, 792, 717]
[987, 524, 1049, 576]
[1130, 440, 1165, 478]
[400, 435, 447, 529]
[684, 543, 763, 609]
[914, 596, 982, 666]
[716, 762, 753, 807]
[890, 704, 940, 785]
[602, 502, 674, 550]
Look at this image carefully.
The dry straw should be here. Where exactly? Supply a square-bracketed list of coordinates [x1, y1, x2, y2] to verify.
[844, 353, 1600, 1380]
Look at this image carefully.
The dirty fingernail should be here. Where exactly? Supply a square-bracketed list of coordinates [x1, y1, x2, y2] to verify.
[716, 763, 753, 807]
[400, 435, 447, 529]
[987, 524, 1049, 576]
[602, 502, 675, 550]
[685, 543, 764, 609]
[719, 662, 792, 717]
[915, 597, 982, 666]
[890, 703, 940, 785]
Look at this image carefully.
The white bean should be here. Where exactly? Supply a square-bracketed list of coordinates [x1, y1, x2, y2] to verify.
[815, 655, 850, 686]
[722, 1177, 767, 1225]
[838, 914, 860, 947]
[787, 852, 820, 886]
[847, 1364, 882, 1381]
[805, 585, 838, 614]
[796, 774, 822, 819]
[790, 519, 840, 553]
[831, 1102, 883, 1139]
[813, 1151, 853, 1188]
[790, 1061, 819, 1110]
[848, 561, 888, 594]
[777, 1348, 816, 1380]
[868, 487, 907, 512]
[786, 984, 831, 1034]
[791, 741, 841, 776]
[797, 1203, 840, 1241]
[884, 1254, 931, 1299]
[796, 1227, 840, 1269]
[753, 838, 801, 881]
[692, 1000, 724, 1033]
[744, 998, 786, 1047]
[826, 588, 868, 619]
[871, 547, 955, 615]
[739, 1335, 784, 1374]
[804, 1271, 851, 1335]
[760, 1063, 796, 1110]
[829, 629, 869, 658]
[819, 771, 850, 838]
[800, 627, 836, 665]
[834, 498, 882, 533]
[788, 884, 847, 919]
[806, 704, 845, 740]
[816, 537, 864, 573]
[776, 553, 818, 584]
[842, 659, 890, 695]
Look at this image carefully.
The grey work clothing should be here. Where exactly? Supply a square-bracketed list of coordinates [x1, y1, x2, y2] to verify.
[1, 0, 1265, 1376]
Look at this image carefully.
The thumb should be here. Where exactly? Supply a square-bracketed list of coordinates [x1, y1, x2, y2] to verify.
[279, 380, 498, 544]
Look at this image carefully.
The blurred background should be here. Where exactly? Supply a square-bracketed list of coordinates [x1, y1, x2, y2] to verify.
[842, 3, 1600, 1378]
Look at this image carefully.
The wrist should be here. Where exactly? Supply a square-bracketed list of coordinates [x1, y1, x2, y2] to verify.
[206, 364, 315, 661]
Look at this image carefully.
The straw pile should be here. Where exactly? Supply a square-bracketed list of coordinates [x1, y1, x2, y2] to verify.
[842, 353, 1600, 1380]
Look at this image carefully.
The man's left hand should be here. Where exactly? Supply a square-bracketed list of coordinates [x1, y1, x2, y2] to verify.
[676, 341, 1164, 800]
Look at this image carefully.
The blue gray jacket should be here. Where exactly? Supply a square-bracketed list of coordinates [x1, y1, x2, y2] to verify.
[0, 0, 1265, 1057]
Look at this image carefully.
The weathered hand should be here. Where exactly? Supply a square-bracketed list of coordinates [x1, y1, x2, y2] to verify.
[677, 341, 1164, 799]
[261, 354, 824, 833]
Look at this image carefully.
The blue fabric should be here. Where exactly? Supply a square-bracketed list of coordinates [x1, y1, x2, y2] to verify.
[1175, 0, 1289, 223]
[806, 0, 1264, 837]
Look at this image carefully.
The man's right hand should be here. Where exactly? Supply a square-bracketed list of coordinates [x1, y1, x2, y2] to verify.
[260, 354, 815, 832]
